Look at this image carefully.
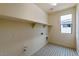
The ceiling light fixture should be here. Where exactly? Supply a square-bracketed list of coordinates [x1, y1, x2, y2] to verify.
[50, 3, 57, 6]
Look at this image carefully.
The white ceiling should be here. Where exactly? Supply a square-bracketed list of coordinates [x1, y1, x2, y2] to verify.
[36, 3, 76, 14]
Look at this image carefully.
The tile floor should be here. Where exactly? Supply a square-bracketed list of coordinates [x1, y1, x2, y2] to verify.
[32, 44, 78, 56]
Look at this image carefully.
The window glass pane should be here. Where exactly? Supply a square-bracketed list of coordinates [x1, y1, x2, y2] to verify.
[61, 14, 72, 33]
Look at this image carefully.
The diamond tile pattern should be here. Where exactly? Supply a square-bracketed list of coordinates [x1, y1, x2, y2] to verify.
[32, 44, 78, 56]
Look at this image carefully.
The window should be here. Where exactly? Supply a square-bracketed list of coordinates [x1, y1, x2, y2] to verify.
[60, 14, 72, 33]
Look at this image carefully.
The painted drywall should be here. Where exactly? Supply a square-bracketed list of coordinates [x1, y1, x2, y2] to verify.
[0, 3, 48, 56]
[76, 4, 79, 54]
[48, 7, 76, 48]
[0, 19, 48, 56]
[0, 3, 48, 24]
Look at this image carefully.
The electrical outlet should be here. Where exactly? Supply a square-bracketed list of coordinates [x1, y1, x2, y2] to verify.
[24, 46, 27, 52]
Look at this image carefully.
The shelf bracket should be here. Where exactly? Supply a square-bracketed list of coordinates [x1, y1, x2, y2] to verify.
[32, 23, 36, 28]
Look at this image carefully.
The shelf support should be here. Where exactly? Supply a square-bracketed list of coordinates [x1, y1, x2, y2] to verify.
[32, 23, 36, 28]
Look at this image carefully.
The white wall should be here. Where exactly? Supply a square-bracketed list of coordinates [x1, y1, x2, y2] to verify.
[0, 3, 48, 56]
[0, 19, 48, 56]
[48, 7, 76, 48]
[76, 4, 79, 54]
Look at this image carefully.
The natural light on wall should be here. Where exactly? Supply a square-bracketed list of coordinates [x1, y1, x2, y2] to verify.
[61, 14, 72, 33]
[50, 3, 57, 6]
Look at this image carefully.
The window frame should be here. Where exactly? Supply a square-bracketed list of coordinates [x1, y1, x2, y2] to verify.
[60, 14, 72, 34]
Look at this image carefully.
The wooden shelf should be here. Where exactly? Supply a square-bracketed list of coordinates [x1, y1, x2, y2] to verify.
[0, 14, 52, 26]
